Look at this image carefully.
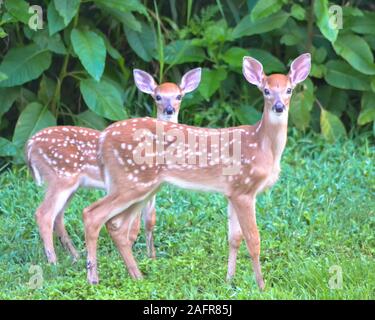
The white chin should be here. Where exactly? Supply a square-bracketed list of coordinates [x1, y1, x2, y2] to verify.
[269, 110, 288, 124]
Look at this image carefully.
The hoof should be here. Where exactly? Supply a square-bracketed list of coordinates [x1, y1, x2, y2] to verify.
[257, 279, 265, 291]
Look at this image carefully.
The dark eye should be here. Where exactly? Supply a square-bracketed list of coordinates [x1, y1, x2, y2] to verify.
[264, 89, 270, 95]
[286, 88, 292, 94]
[155, 95, 161, 101]
[176, 95, 182, 100]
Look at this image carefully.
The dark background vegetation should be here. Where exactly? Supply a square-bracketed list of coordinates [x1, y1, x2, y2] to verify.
[0, 0, 374, 169]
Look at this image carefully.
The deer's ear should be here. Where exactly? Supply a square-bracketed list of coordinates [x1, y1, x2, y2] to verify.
[242, 56, 265, 87]
[288, 53, 311, 86]
[180, 68, 202, 94]
[133, 69, 157, 94]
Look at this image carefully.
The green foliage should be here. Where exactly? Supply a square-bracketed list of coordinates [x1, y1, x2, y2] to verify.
[0, 137, 373, 299]
[0, 0, 374, 163]
[71, 29, 106, 81]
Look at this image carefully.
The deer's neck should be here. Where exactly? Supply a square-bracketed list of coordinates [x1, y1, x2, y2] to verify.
[256, 105, 288, 167]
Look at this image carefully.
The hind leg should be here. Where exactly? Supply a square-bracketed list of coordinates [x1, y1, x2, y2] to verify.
[106, 202, 145, 279]
[83, 187, 155, 284]
[54, 193, 80, 262]
[35, 180, 78, 264]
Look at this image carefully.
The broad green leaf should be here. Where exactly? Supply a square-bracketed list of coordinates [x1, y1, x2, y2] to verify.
[232, 11, 289, 39]
[320, 108, 346, 142]
[32, 30, 67, 55]
[333, 34, 375, 75]
[53, 0, 80, 25]
[313, 46, 327, 64]
[124, 23, 157, 62]
[0, 87, 19, 116]
[221, 47, 285, 73]
[358, 92, 375, 125]
[97, 4, 142, 32]
[0, 138, 17, 157]
[235, 105, 262, 125]
[325, 60, 371, 91]
[290, 79, 314, 130]
[314, 0, 338, 43]
[280, 34, 300, 46]
[221, 47, 248, 68]
[95, 30, 122, 60]
[310, 63, 326, 78]
[13, 102, 56, 149]
[290, 3, 306, 21]
[163, 40, 206, 65]
[5, 0, 31, 24]
[93, 0, 148, 16]
[75, 110, 110, 130]
[346, 12, 375, 35]
[80, 79, 126, 121]
[0, 44, 51, 88]
[198, 68, 227, 101]
[201, 20, 233, 44]
[47, 1, 66, 36]
[251, 0, 283, 21]
[247, 49, 285, 73]
[71, 29, 106, 81]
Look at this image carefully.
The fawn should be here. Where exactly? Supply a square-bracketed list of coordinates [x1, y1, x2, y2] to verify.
[26, 68, 201, 264]
[81, 53, 311, 289]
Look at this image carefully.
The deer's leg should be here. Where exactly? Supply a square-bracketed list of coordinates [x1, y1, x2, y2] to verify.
[54, 192, 80, 262]
[226, 202, 243, 281]
[35, 182, 77, 264]
[106, 203, 144, 279]
[229, 194, 265, 291]
[83, 189, 151, 284]
[142, 196, 157, 259]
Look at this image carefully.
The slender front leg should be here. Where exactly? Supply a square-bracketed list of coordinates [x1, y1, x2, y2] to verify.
[229, 194, 265, 290]
[142, 196, 156, 259]
[226, 202, 243, 281]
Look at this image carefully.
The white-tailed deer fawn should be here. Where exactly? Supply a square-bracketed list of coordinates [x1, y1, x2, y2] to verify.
[82, 53, 311, 289]
[26, 68, 201, 264]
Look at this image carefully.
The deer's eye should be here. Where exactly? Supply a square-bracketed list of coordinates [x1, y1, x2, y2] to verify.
[155, 95, 162, 101]
[264, 89, 270, 95]
[176, 95, 182, 100]
[286, 88, 292, 94]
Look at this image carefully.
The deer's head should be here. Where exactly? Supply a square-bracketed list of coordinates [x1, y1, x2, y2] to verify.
[133, 68, 202, 122]
[243, 53, 311, 123]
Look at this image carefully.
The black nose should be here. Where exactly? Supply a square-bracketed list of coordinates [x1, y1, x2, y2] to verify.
[165, 106, 175, 115]
[273, 102, 285, 113]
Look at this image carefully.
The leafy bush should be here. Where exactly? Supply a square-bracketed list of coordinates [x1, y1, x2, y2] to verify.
[0, 0, 374, 165]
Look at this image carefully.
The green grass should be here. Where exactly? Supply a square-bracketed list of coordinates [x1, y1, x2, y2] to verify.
[0, 134, 374, 299]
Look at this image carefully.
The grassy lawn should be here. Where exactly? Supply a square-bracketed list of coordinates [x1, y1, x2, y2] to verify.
[0, 134, 374, 299]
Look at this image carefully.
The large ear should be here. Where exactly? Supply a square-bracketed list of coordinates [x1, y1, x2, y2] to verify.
[180, 68, 201, 94]
[242, 56, 265, 87]
[288, 53, 311, 87]
[133, 69, 157, 94]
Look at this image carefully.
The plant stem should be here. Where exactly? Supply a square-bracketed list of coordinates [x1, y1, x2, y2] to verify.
[306, 0, 314, 53]
[50, 5, 81, 118]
